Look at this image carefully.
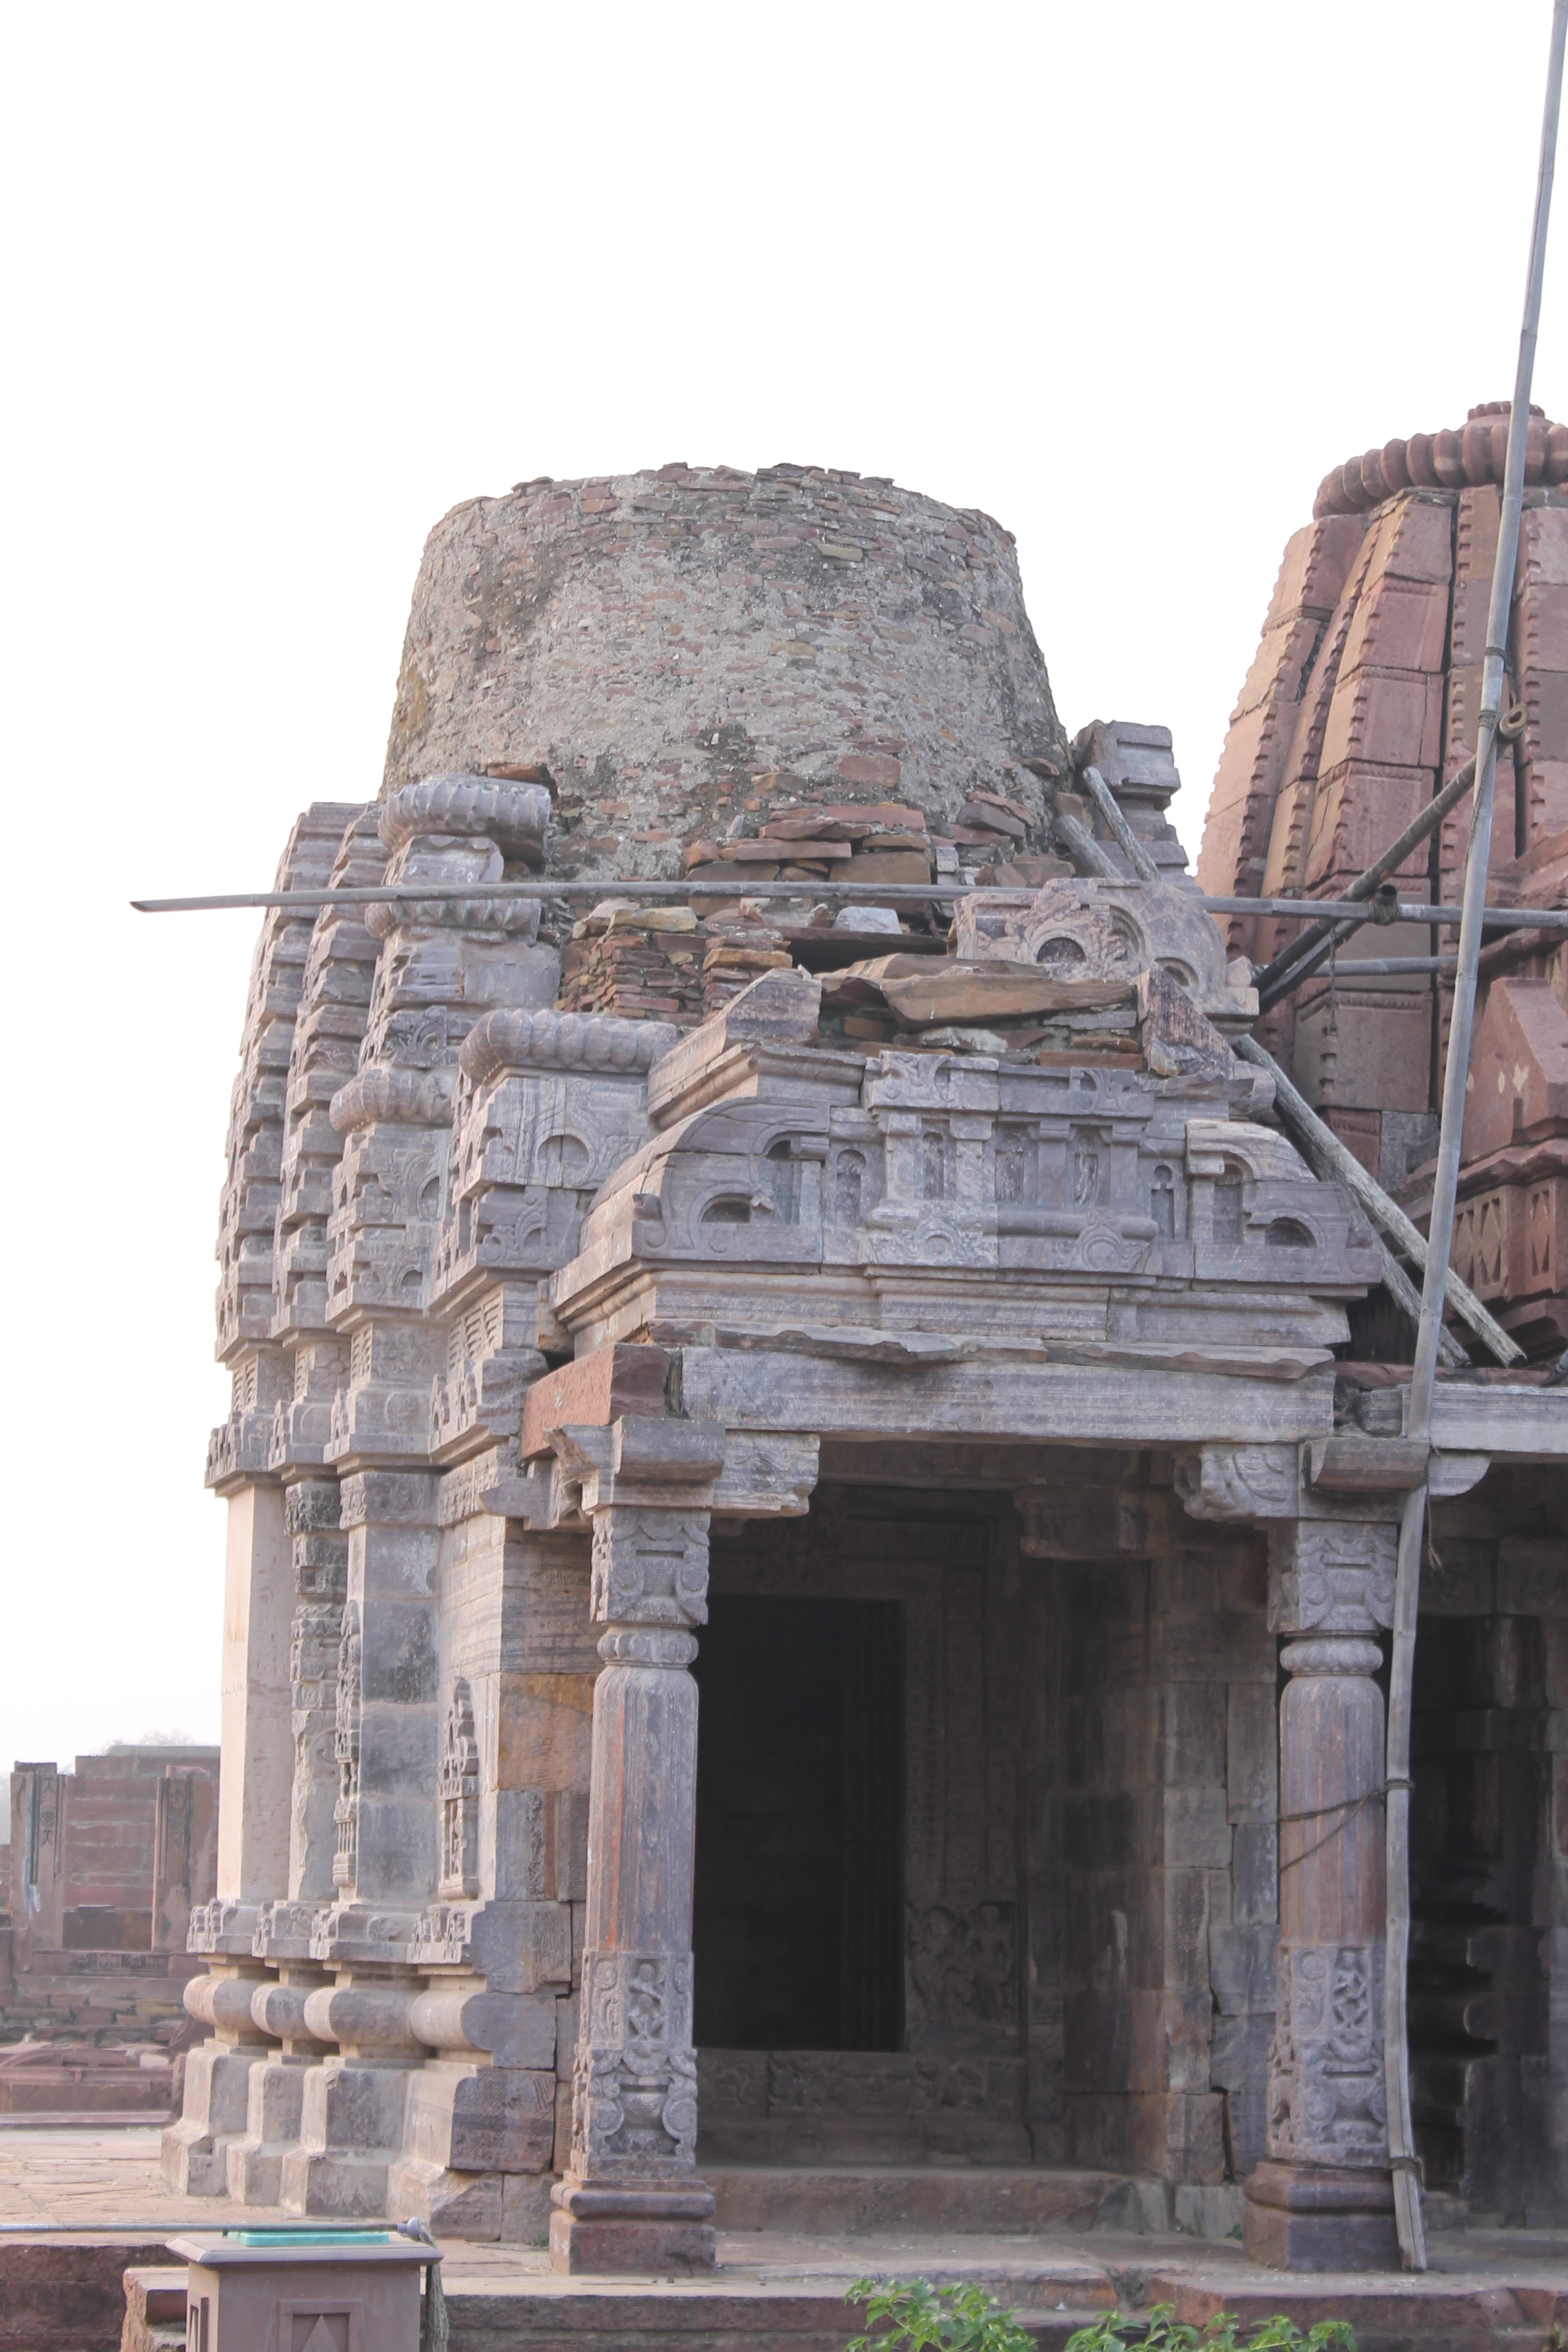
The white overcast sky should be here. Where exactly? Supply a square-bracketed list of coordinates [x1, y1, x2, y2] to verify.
[2, 0, 1564, 1779]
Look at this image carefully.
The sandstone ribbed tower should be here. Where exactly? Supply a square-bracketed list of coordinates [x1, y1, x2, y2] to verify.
[384, 462, 1068, 872]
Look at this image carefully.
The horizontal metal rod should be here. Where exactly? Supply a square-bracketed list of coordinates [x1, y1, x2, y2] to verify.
[1250, 746, 1485, 997]
[0, 2220, 404, 2235]
[1257, 912, 1371, 1010]
[1298, 956, 1460, 978]
[1212, 895, 1568, 930]
[130, 880, 962, 912]
[125, 879, 1568, 932]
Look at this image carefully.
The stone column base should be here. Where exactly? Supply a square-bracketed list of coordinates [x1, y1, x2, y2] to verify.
[225, 2055, 311, 2205]
[161, 2045, 263, 2195]
[1242, 2160, 1398, 2271]
[277, 2059, 412, 2217]
[548, 2175, 716, 2274]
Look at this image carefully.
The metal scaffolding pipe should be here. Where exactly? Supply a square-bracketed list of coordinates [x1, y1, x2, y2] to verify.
[1385, 0, 1568, 2271]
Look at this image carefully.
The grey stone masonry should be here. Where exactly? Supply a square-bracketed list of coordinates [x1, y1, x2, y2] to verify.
[172, 463, 1568, 2268]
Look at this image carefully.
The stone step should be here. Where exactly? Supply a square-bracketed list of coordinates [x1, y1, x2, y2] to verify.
[121, 2265, 187, 2352]
[1151, 2262, 1568, 2352]
[0, 2239, 171, 2352]
[705, 2164, 1160, 2237]
[438, 2285, 1112, 2352]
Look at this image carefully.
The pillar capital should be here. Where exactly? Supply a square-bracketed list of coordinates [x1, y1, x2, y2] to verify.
[591, 1506, 710, 1634]
[1267, 1518, 1397, 1636]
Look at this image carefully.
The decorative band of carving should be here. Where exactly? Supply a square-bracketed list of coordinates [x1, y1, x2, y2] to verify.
[1314, 403, 1568, 518]
[1267, 1939, 1389, 2168]
[1280, 1637, 1384, 1678]
[338, 1469, 440, 1528]
[597, 1627, 699, 1669]
[284, 1478, 341, 1535]
[573, 1950, 699, 2175]
[379, 774, 549, 865]
[364, 892, 543, 940]
[460, 1005, 677, 1086]
[330, 1067, 456, 1133]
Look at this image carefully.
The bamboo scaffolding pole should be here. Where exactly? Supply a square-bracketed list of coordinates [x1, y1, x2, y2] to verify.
[1232, 1036, 1498, 1367]
[1384, 0, 1568, 2271]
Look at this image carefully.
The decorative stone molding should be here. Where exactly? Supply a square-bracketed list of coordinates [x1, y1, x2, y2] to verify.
[1175, 1442, 1301, 1521]
[1313, 402, 1568, 518]
[460, 1006, 676, 1086]
[330, 1068, 456, 1133]
[379, 773, 551, 866]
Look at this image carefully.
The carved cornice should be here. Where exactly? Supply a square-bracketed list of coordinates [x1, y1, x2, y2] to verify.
[460, 1005, 676, 1086]
[330, 1067, 456, 1133]
[379, 772, 549, 865]
[1313, 402, 1568, 518]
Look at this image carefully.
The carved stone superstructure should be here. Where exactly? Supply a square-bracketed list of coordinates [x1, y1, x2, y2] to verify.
[171, 462, 1568, 2273]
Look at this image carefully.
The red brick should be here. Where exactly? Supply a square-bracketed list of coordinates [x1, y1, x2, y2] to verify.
[1229, 615, 1321, 724]
[1455, 483, 1500, 582]
[835, 752, 901, 789]
[1264, 514, 1369, 627]
[521, 1344, 671, 1460]
[1518, 502, 1568, 587]
[1514, 583, 1568, 671]
[1360, 494, 1453, 589]
[1339, 575, 1450, 677]
[1320, 668, 1443, 773]
[1206, 702, 1290, 818]
[1303, 762, 1436, 890]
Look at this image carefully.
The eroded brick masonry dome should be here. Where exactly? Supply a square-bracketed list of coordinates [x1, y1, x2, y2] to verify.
[383, 462, 1068, 874]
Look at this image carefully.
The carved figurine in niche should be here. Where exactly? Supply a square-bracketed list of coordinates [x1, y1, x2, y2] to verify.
[969, 1900, 1016, 2022]
[908, 1903, 976, 2029]
[438, 1679, 480, 1901]
[908, 1901, 1017, 2040]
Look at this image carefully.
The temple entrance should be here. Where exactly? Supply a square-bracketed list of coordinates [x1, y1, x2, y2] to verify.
[693, 1593, 903, 2052]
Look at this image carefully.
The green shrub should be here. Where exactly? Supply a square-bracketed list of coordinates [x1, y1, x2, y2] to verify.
[846, 2277, 1037, 2352]
[1064, 2304, 1357, 2352]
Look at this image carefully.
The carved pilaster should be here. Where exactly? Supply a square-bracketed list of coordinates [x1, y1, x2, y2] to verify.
[281, 1478, 346, 1921]
[552, 1476, 720, 2274]
[1243, 1523, 1398, 2272]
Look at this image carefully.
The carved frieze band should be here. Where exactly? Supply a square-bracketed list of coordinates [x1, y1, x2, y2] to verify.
[1267, 1940, 1389, 2169]
[572, 1950, 699, 2175]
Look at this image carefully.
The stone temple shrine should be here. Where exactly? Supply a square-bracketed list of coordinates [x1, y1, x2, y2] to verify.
[166, 445, 1568, 2277]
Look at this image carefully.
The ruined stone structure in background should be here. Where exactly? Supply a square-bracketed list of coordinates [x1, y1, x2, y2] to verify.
[169, 461, 1568, 2274]
[1, 1749, 219, 2060]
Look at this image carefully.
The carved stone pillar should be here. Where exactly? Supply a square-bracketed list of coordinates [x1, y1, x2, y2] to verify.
[550, 1491, 718, 2274]
[1243, 1517, 1398, 2271]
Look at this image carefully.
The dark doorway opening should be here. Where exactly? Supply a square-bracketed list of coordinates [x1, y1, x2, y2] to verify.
[693, 1593, 903, 2051]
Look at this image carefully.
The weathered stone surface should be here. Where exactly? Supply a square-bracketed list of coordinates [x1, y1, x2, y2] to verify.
[385, 467, 1068, 884]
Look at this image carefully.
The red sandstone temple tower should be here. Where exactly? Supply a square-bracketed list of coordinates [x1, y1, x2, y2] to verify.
[1199, 401, 1568, 1363]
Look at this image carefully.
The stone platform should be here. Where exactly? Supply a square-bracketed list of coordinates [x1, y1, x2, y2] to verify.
[6, 2131, 1568, 2352]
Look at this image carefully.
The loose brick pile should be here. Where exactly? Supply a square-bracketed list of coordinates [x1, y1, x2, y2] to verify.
[558, 905, 793, 1025]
